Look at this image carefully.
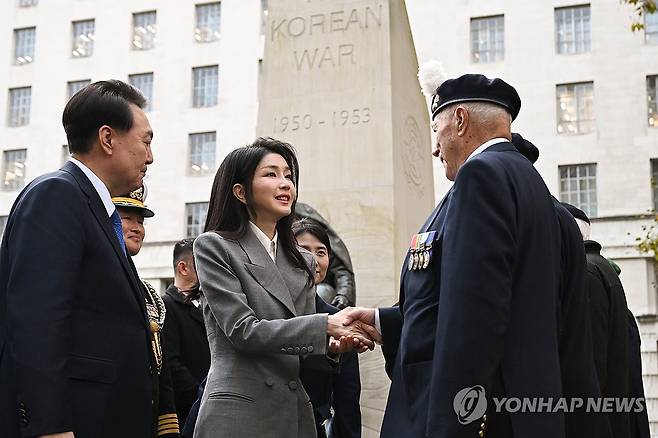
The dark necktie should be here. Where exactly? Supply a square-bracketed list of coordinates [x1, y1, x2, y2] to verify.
[110, 209, 127, 256]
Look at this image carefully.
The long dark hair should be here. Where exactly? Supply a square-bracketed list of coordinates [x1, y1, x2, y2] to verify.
[204, 137, 314, 283]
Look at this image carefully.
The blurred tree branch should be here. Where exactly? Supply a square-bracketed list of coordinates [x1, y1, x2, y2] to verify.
[622, 0, 657, 32]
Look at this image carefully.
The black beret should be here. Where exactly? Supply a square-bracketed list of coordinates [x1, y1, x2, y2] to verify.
[511, 133, 539, 164]
[561, 202, 590, 224]
[431, 74, 521, 121]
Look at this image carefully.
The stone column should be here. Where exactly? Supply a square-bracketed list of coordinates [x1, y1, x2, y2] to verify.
[257, 1, 434, 434]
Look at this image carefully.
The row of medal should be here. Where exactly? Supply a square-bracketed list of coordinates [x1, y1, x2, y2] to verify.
[408, 231, 437, 271]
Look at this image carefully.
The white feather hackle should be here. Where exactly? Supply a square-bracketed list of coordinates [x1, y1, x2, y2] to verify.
[418, 60, 446, 97]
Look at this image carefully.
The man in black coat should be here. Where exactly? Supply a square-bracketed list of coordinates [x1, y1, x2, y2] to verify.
[0, 81, 155, 437]
[342, 74, 569, 438]
[563, 203, 649, 438]
[161, 239, 210, 426]
[511, 133, 608, 437]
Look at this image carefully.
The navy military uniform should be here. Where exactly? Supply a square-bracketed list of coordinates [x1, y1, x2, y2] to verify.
[378, 74, 570, 438]
[112, 189, 180, 437]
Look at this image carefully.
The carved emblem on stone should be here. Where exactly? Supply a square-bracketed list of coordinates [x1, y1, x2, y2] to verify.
[400, 115, 426, 196]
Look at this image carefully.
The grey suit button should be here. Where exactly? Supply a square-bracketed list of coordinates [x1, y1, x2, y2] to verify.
[288, 381, 298, 390]
[265, 378, 274, 387]
[307, 345, 314, 353]
[300, 347, 308, 354]
[294, 346, 301, 354]
[287, 347, 294, 354]
[280, 348, 287, 353]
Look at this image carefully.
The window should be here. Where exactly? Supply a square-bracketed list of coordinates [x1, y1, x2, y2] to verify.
[646, 11, 658, 44]
[652, 160, 658, 212]
[129, 73, 154, 111]
[8, 87, 31, 127]
[559, 164, 597, 217]
[132, 11, 157, 50]
[72, 19, 95, 58]
[648, 75, 658, 127]
[192, 66, 218, 107]
[186, 202, 209, 237]
[195, 2, 221, 42]
[189, 132, 216, 176]
[3, 149, 28, 191]
[67, 79, 90, 99]
[0, 216, 7, 238]
[18, 0, 38, 7]
[555, 5, 591, 54]
[470, 15, 504, 63]
[260, 0, 269, 35]
[14, 27, 36, 65]
[556, 82, 594, 134]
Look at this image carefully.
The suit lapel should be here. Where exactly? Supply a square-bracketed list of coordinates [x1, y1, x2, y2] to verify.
[63, 162, 147, 322]
[238, 229, 296, 316]
[276, 248, 309, 315]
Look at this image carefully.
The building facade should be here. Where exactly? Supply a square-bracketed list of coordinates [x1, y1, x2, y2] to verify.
[1, 0, 658, 435]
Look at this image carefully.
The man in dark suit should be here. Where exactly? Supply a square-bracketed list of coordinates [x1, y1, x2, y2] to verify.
[0, 80, 154, 438]
[161, 239, 210, 426]
[341, 74, 570, 438]
[511, 134, 609, 437]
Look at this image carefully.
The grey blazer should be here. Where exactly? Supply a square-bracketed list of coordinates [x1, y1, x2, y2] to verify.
[192, 228, 330, 438]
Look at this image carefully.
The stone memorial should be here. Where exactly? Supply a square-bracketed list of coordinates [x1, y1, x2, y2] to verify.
[257, 0, 434, 434]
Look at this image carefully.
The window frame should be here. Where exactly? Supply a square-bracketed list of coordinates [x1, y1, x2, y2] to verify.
[2, 148, 28, 192]
[558, 163, 598, 218]
[194, 2, 222, 42]
[556, 81, 595, 135]
[470, 14, 505, 64]
[7, 86, 32, 127]
[188, 131, 217, 176]
[555, 4, 592, 55]
[192, 65, 219, 108]
[71, 19, 95, 58]
[132, 10, 157, 51]
[185, 202, 209, 237]
[13, 27, 36, 65]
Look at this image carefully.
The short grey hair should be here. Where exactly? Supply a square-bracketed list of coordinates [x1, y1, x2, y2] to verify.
[461, 101, 512, 125]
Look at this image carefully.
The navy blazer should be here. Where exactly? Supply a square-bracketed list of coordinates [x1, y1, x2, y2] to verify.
[0, 162, 153, 437]
[379, 142, 567, 438]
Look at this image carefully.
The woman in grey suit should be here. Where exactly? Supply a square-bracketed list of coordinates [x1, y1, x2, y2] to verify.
[192, 138, 374, 438]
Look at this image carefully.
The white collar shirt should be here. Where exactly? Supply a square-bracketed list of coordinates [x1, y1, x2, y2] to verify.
[465, 137, 509, 163]
[69, 157, 115, 217]
[249, 221, 278, 261]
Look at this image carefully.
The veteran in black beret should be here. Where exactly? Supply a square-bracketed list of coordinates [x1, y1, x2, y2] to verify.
[341, 67, 589, 438]
[112, 187, 181, 438]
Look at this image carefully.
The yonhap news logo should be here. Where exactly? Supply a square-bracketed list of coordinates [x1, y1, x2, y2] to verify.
[453, 386, 488, 424]
[453, 385, 646, 424]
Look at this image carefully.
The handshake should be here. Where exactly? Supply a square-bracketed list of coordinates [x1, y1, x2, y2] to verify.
[326, 307, 381, 354]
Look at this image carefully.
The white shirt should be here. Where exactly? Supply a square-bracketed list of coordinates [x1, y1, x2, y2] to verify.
[248, 221, 278, 261]
[465, 137, 509, 163]
[69, 157, 115, 217]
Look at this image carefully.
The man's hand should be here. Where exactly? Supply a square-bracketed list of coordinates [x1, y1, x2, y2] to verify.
[38, 433, 74, 438]
[339, 306, 377, 328]
[327, 314, 377, 351]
